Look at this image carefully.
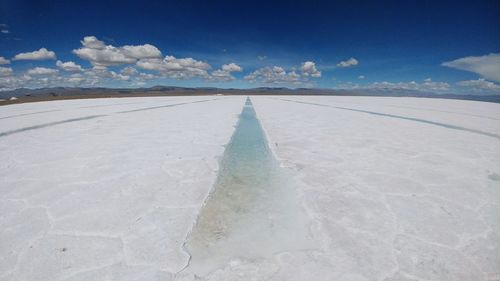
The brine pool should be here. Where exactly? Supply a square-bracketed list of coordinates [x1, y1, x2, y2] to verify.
[184, 97, 314, 276]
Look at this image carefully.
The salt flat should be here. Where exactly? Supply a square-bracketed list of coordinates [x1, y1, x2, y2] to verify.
[1, 96, 499, 281]
[0, 96, 245, 280]
[251, 96, 500, 281]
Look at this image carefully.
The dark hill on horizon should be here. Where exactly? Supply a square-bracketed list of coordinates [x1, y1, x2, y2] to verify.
[1, 86, 499, 105]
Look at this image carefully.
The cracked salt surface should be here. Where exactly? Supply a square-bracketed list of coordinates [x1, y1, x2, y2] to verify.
[0, 96, 245, 281]
[279, 98, 500, 140]
[185, 97, 314, 276]
[1, 95, 499, 280]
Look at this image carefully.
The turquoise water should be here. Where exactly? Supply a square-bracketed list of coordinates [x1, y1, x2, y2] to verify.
[185, 97, 312, 275]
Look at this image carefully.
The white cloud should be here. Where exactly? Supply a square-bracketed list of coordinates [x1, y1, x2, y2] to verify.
[442, 53, 500, 82]
[273, 66, 285, 74]
[300, 61, 321, 77]
[119, 66, 157, 84]
[121, 66, 139, 76]
[74, 45, 135, 66]
[358, 75, 365, 79]
[2, 71, 98, 90]
[110, 72, 130, 81]
[420, 78, 450, 91]
[0, 67, 13, 77]
[0, 63, 131, 90]
[258, 55, 267, 61]
[244, 66, 302, 84]
[0, 24, 8, 34]
[372, 81, 419, 89]
[56, 60, 84, 72]
[138, 72, 156, 80]
[339, 78, 450, 92]
[72, 36, 237, 82]
[208, 63, 243, 82]
[85, 66, 130, 81]
[372, 79, 449, 92]
[73, 36, 162, 66]
[210, 69, 234, 81]
[121, 44, 162, 59]
[0, 75, 30, 90]
[246, 61, 321, 85]
[0, 77, 16, 90]
[26, 67, 59, 76]
[136, 56, 211, 79]
[13, 48, 57, 61]
[72, 66, 158, 86]
[66, 74, 86, 85]
[81, 36, 107, 49]
[457, 78, 500, 93]
[337, 57, 358, 68]
[221, 63, 243, 72]
[0, 57, 10, 65]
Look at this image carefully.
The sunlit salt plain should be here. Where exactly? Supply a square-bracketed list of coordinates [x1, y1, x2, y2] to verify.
[1, 96, 499, 281]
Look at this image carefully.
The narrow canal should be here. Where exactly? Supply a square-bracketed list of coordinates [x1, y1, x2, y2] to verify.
[185, 97, 313, 275]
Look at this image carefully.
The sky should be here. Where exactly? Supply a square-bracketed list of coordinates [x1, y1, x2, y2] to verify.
[0, 0, 499, 94]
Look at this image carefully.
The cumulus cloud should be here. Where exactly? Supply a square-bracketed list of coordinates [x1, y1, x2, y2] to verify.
[300, 61, 321, 77]
[26, 67, 59, 76]
[442, 53, 500, 82]
[210, 69, 234, 81]
[339, 78, 450, 92]
[358, 75, 365, 79]
[136, 56, 211, 79]
[0, 77, 16, 90]
[138, 72, 156, 80]
[208, 63, 243, 82]
[0, 75, 31, 90]
[0, 57, 10, 64]
[85, 66, 130, 81]
[72, 36, 236, 82]
[119, 66, 157, 84]
[245, 66, 302, 84]
[457, 78, 500, 93]
[109, 72, 130, 81]
[0, 67, 13, 77]
[66, 73, 86, 85]
[50, 65, 155, 88]
[1, 63, 144, 90]
[420, 78, 450, 91]
[121, 66, 139, 76]
[73, 36, 162, 66]
[246, 61, 321, 85]
[81, 36, 107, 49]
[371, 78, 449, 92]
[121, 45, 162, 59]
[13, 48, 57, 61]
[221, 63, 243, 72]
[337, 57, 358, 68]
[74, 49, 133, 66]
[56, 60, 84, 72]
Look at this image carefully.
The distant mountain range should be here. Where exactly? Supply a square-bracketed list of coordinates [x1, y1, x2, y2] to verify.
[1, 86, 499, 103]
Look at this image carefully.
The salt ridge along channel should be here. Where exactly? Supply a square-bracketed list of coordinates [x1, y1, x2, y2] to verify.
[184, 97, 314, 276]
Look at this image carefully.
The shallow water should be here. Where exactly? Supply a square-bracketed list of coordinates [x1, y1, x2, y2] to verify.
[185, 97, 312, 275]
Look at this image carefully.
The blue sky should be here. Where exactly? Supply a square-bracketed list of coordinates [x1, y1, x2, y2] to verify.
[0, 0, 499, 94]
